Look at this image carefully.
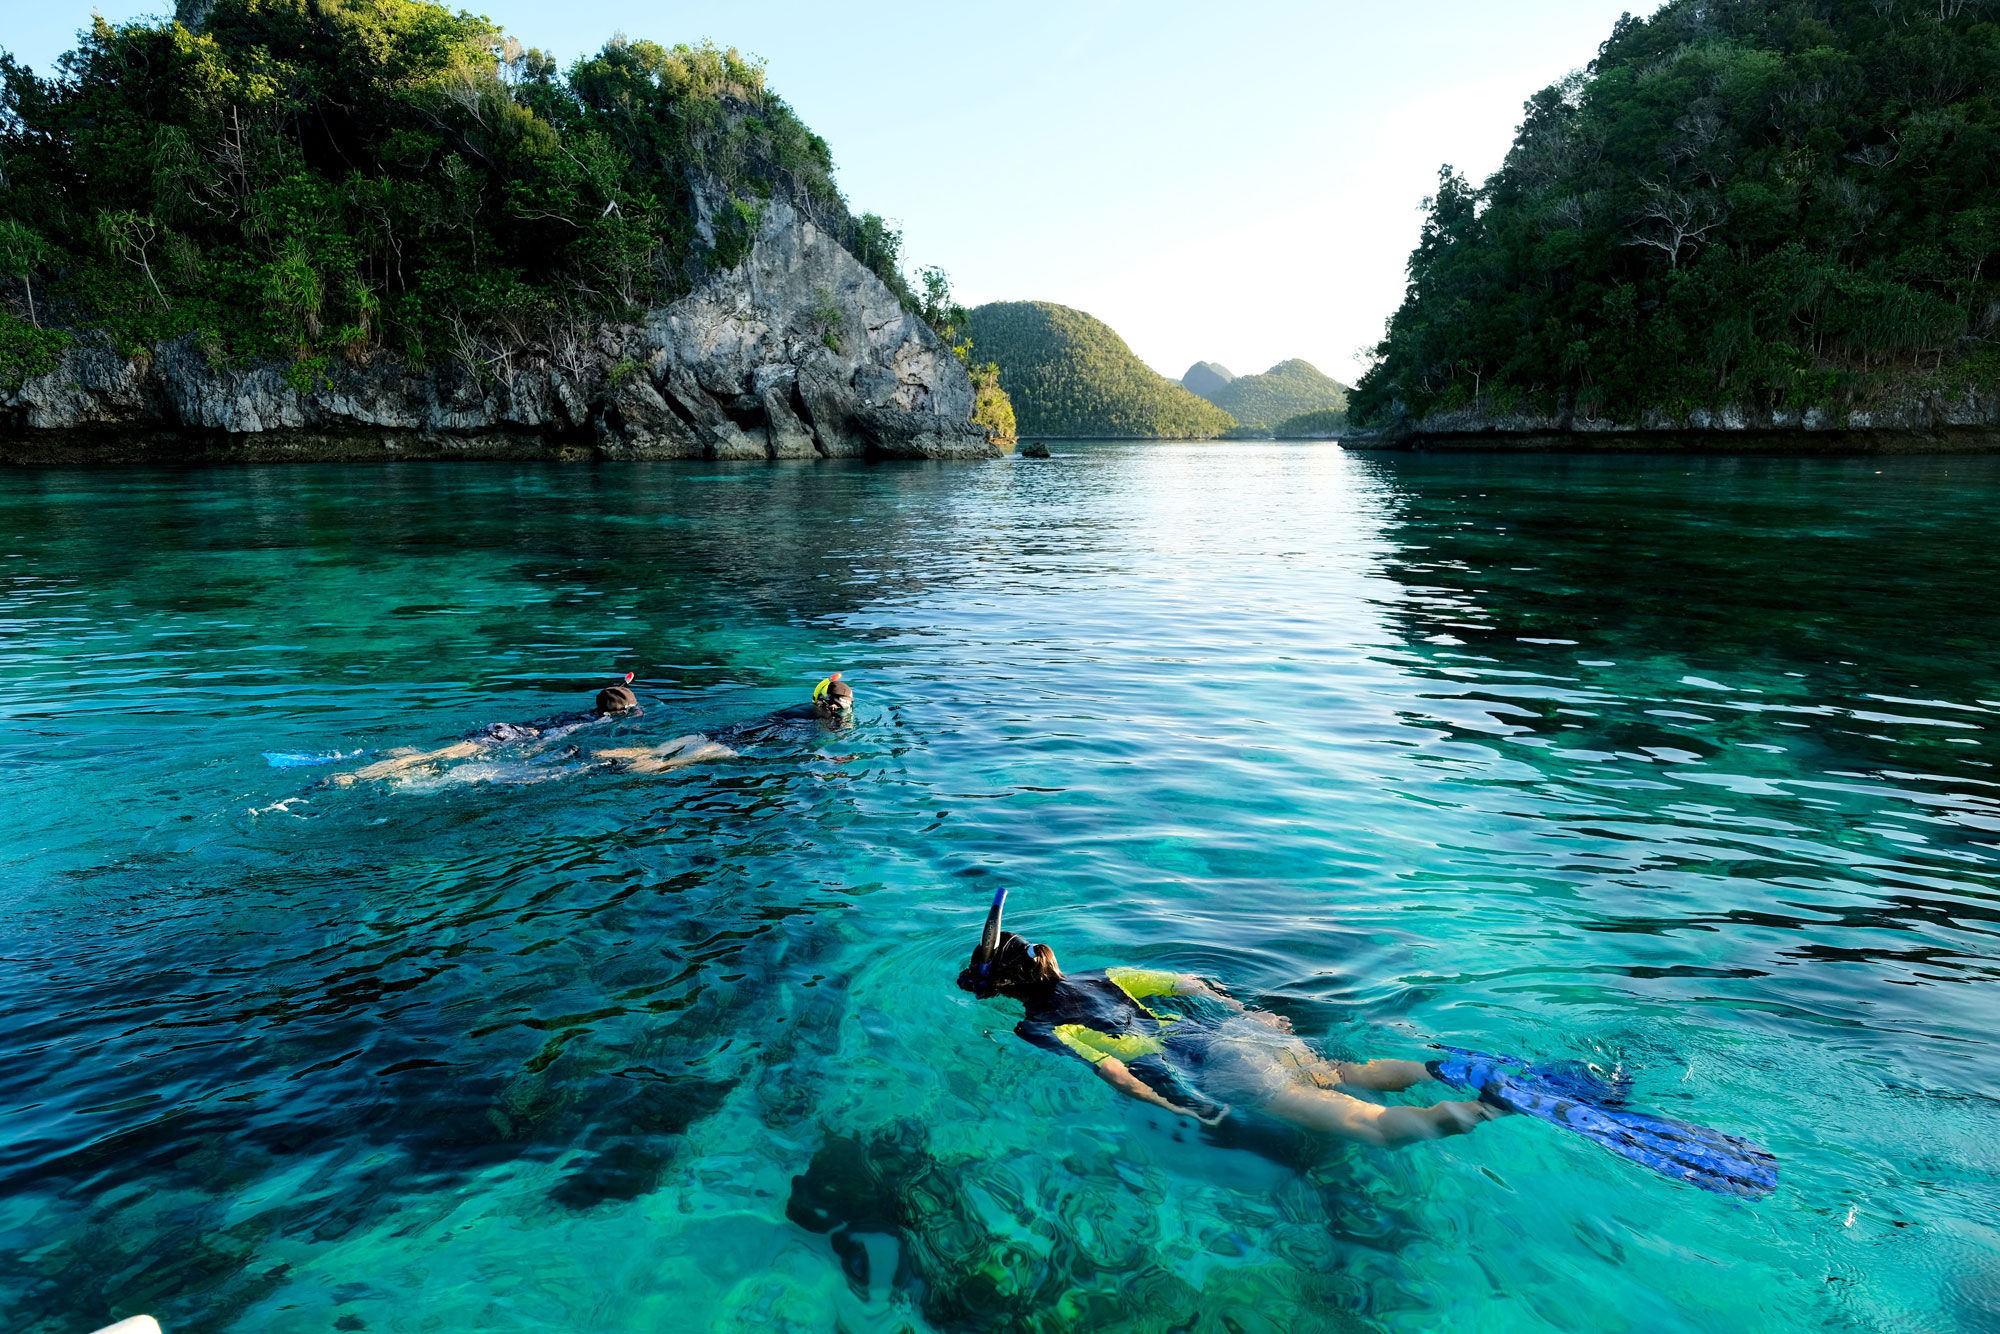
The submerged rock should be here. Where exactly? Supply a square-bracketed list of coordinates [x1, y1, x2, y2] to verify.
[784, 1120, 1382, 1332]
[547, 1075, 738, 1211]
[1, 188, 994, 464]
[1018, 441, 1051, 459]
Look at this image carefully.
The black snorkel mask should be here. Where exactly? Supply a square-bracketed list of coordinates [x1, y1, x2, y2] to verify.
[960, 886, 1039, 998]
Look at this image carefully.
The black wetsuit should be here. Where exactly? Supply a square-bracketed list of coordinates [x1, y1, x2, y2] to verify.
[711, 702, 838, 749]
[1014, 968, 1221, 1117]
[465, 709, 619, 748]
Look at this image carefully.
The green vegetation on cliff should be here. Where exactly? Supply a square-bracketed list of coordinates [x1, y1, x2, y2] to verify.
[1193, 358, 1349, 430]
[912, 263, 1014, 439]
[0, 0, 923, 374]
[1352, 0, 2000, 427]
[968, 362, 1016, 440]
[967, 302, 1235, 438]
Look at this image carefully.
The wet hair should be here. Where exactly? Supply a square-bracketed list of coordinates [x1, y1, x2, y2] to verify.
[955, 931, 1050, 998]
[595, 685, 639, 715]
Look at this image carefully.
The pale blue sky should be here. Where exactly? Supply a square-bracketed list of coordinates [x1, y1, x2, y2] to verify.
[9, 2, 1645, 383]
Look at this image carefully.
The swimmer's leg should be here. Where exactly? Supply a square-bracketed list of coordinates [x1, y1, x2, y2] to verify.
[1331, 1058, 1433, 1092]
[1258, 1083, 1505, 1148]
[329, 741, 484, 786]
[623, 741, 735, 773]
[1212, 1041, 1505, 1147]
[592, 734, 737, 774]
[1267, 1045, 1427, 1093]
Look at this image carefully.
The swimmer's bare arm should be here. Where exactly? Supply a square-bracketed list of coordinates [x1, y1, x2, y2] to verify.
[1091, 1056, 1226, 1126]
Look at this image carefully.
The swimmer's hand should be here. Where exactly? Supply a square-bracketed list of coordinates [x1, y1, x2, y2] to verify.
[1187, 1101, 1230, 1127]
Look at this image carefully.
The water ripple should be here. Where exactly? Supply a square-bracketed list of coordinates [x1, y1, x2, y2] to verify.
[0, 451, 1997, 1331]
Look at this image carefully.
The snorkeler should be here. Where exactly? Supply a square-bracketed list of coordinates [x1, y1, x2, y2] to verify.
[718, 670, 855, 744]
[957, 889, 1500, 1146]
[324, 675, 643, 787]
[959, 889, 1778, 1196]
[588, 672, 855, 772]
[316, 672, 855, 786]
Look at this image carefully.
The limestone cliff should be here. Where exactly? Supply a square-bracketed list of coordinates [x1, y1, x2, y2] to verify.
[0, 188, 991, 464]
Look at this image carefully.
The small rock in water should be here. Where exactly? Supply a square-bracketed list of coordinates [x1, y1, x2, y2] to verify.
[1019, 441, 1051, 459]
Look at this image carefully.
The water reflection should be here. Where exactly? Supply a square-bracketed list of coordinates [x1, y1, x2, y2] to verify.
[1349, 453, 2000, 996]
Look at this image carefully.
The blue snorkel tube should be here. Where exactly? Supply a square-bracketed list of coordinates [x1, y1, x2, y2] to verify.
[970, 886, 1008, 996]
[960, 885, 1040, 997]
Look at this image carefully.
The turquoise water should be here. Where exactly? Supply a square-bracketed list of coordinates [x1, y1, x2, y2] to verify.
[2, 445, 1998, 1333]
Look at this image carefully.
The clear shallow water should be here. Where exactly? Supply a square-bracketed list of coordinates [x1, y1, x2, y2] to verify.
[2, 446, 1998, 1333]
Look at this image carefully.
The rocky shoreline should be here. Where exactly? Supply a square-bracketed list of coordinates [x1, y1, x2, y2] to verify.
[1340, 401, 2000, 454]
[0, 189, 995, 466]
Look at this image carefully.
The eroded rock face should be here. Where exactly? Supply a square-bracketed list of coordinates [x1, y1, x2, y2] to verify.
[1, 188, 994, 463]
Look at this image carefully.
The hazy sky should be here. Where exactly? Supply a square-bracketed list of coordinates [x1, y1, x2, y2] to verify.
[10, 1, 1645, 383]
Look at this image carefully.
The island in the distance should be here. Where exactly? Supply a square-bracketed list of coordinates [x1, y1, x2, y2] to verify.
[1179, 359, 1349, 435]
[966, 302, 1236, 440]
[0, 0, 994, 461]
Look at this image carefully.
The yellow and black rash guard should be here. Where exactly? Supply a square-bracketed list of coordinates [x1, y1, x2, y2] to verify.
[1013, 968, 1219, 1114]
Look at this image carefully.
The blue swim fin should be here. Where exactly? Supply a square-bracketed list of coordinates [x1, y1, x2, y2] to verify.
[1429, 1048, 1776, 1200]
[264, 749, 370, 769]
[1429, 1046, 1631, 1106]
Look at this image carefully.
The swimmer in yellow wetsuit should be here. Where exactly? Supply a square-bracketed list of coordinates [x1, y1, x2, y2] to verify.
[956, 888, 1507, 1147]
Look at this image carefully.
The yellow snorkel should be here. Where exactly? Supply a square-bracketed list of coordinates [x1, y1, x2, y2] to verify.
[812, 671, 852, 713]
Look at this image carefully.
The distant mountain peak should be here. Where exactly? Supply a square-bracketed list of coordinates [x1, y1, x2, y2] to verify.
[1182, 362, 1235, 397]
[1191, 358, 1349, 430]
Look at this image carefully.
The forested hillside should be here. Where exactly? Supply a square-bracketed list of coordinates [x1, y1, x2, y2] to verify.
[0, 0, 921, 386]
[1198, 359, 1349, 430]
[1272, 408, 1348, 439]
[967, 302, 1236, 438]
[1352, 0, 2000, 427]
